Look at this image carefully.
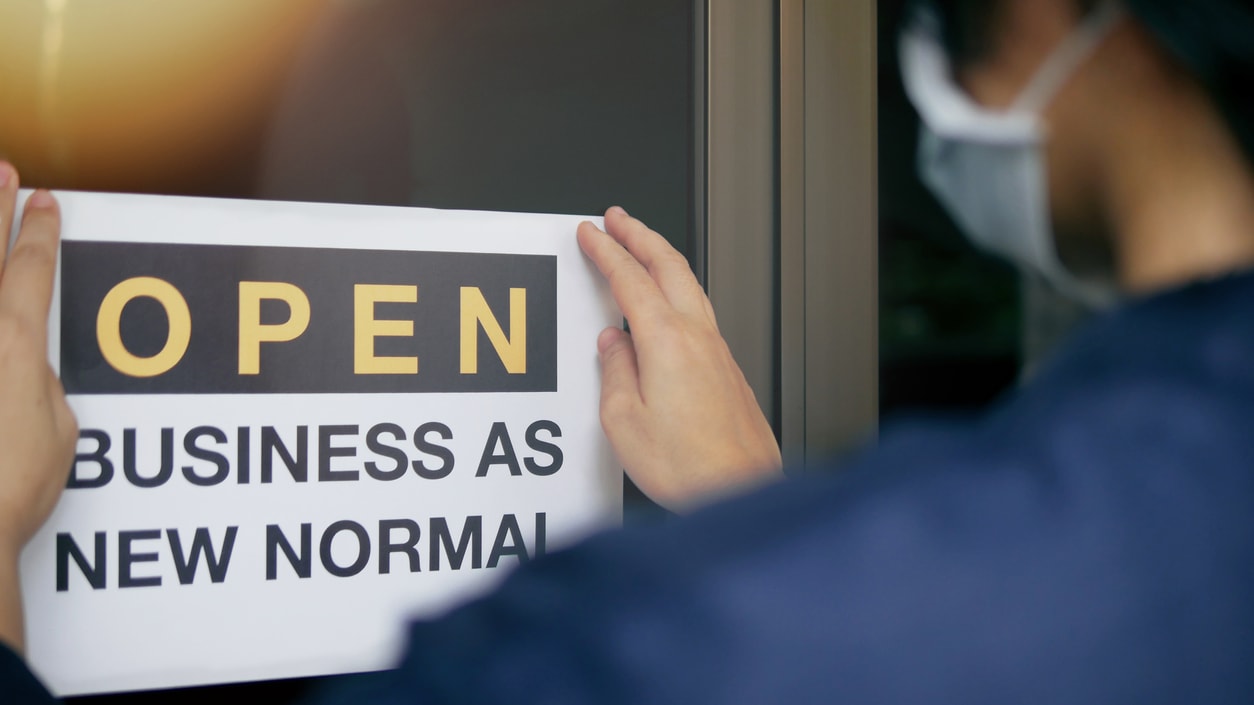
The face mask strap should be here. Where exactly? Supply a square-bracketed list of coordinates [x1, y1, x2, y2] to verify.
[1011, 1, 1126, 114]
[900, 10, 1042, 141]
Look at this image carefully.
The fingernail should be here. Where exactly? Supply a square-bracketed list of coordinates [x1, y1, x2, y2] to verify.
[27, 189, 54, 209]
[597, 327, 623, 353]
[608, 206, 628, 217]
[0, 162, 11, 188]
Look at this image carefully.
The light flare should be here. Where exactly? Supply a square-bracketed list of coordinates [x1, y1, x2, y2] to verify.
[38, 0, 70, 172]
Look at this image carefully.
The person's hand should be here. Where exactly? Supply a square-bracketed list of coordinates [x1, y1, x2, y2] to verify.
[0, 165, 77, 653]
[577, 207, 782, 512]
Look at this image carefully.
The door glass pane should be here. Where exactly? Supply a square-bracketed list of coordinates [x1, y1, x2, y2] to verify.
[0, 0, 695, 248]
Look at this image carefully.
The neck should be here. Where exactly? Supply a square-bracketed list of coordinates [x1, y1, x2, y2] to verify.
[1097, 30, 1254, 293]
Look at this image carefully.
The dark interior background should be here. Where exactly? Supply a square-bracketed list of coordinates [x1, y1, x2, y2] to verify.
[876, 0, 1022, 418]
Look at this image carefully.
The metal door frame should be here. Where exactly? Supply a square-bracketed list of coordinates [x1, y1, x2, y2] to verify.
[699, 0, 878, 466]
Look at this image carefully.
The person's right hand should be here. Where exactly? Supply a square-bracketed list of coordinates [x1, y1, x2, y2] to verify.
[577, 207, 782, 512]
[0, 167, 78, 653]
[0, 179, 76, 556]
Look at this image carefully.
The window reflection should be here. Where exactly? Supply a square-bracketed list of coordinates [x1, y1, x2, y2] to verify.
[0, 0, 693, 249]
[0, 0, 326, 195]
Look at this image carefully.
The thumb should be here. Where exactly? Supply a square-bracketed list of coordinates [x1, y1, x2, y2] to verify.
[597, 327, 641, 422]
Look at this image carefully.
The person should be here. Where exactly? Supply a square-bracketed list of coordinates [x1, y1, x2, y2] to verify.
[5, 0, 1254, 700]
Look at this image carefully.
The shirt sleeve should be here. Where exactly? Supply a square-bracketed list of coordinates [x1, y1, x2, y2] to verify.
[0, 642, 57, 704]
[306, 412, 1254, 704]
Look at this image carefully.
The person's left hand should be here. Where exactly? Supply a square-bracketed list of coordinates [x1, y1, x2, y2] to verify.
[0, 166, 78, 654]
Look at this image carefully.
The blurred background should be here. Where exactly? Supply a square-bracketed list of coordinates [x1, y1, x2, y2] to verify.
[0, 0, 1091, 702]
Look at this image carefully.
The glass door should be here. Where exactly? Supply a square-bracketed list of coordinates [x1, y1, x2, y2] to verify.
[1, 1, 698, 701]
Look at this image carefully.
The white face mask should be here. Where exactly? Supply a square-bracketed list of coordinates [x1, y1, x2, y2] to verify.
[899, 2, 1124, 308]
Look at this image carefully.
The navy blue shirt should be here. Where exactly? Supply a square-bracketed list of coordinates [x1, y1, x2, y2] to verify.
[11, 270, 1254, 702]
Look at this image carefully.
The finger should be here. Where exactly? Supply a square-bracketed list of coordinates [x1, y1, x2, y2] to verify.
[602, 207, 714, 324]
[596, 327, 643, 428]
[577, 220, 673, 327]
[0, 162, 18, 269]
[0, 190, 61, 341]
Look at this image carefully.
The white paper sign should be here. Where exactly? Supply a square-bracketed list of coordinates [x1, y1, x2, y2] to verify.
[16, 191, 622, 696]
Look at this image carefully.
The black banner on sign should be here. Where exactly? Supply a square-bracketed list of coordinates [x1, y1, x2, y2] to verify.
[60, 242, 557, 394]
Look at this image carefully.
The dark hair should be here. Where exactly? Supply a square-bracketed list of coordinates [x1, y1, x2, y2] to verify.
[926, 0, 1004, 65]
[916, 0, 1254, 166]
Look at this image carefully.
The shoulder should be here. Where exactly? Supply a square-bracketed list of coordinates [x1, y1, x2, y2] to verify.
[379, 406, 1254, 703]
[368, 285, 1254, 704]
